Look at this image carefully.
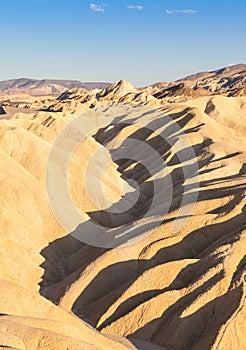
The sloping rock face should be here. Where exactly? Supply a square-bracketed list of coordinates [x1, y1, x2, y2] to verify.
[0, 68, 246, 350]
[97, 80, 138, 99]
[154, 82, 210, 99]
[179, 64, 246, 95]
[0, 107, 138, 350]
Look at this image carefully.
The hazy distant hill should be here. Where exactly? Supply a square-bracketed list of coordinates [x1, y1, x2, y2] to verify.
[0, 78, 110, 96]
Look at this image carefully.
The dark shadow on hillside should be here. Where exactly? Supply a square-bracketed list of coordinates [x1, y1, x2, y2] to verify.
[71, 205, 246, 328]
[39, 105, 246, 341]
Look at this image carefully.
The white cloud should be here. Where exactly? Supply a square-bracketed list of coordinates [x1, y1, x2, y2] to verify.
[166, 9, 198, 14]
[126, 5, 144, 11]
[90, 3, 106, 13]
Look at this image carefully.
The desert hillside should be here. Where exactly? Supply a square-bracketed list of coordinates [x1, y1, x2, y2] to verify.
[0, 65, 245, 350]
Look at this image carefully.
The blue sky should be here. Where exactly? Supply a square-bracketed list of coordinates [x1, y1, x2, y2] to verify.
[0, 0, 245, 86]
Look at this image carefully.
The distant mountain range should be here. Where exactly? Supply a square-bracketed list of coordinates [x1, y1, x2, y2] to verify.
[0, 78, 110, 96]
[0, 64, 245, 97]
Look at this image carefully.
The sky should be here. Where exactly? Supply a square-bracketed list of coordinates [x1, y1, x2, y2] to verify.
[0, 0, 245, 86]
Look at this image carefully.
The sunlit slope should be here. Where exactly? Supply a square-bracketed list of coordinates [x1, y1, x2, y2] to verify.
[0, 80, 245, 350]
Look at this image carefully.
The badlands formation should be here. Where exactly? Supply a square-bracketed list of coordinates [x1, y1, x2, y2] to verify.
[0, 64, 245, 349]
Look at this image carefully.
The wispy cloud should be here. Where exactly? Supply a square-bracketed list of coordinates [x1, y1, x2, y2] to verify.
[166, 9, 198, 15]
[126, 5, 144, 11]
[90, 3, 107, 13]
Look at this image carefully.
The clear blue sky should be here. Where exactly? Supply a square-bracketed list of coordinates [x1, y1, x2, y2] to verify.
[0, 0, 245, 86]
